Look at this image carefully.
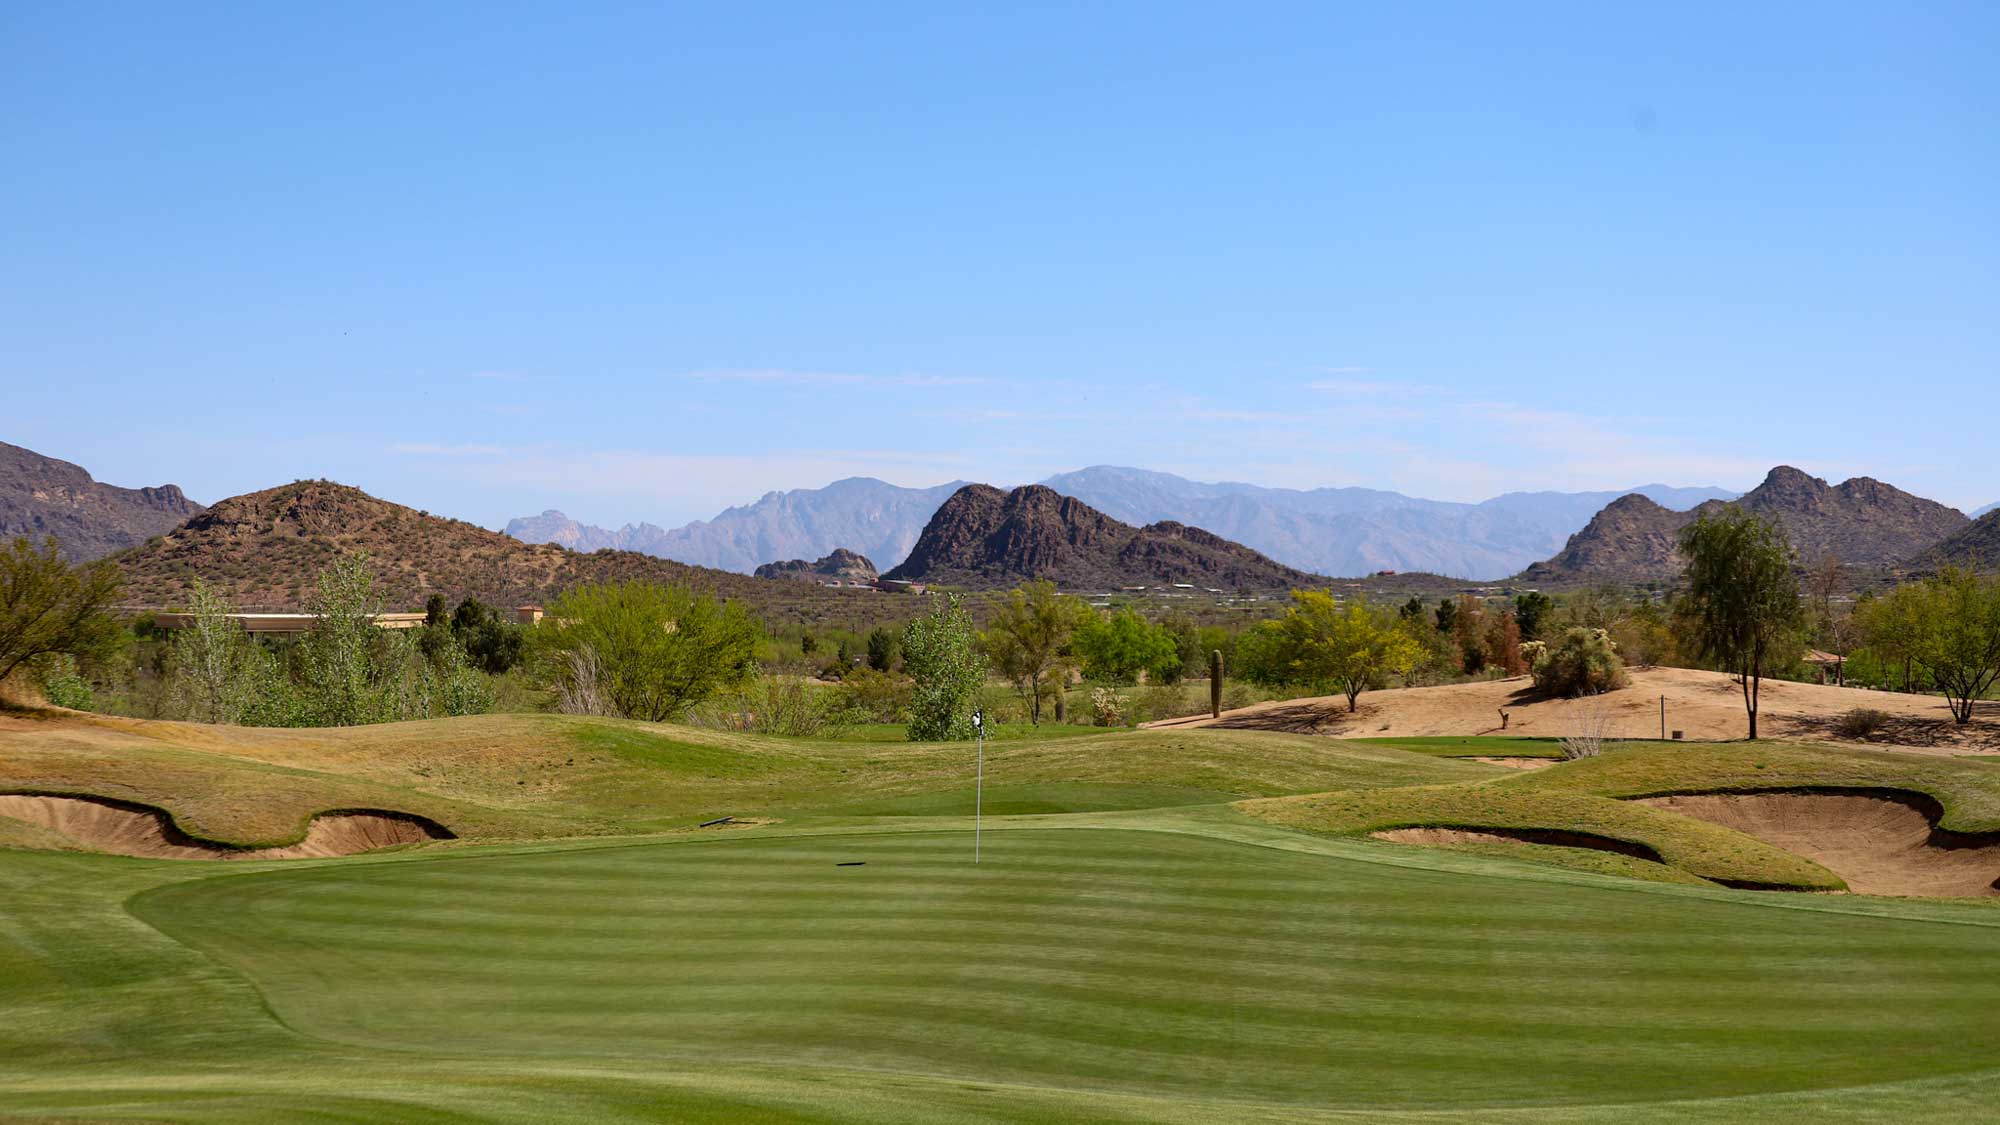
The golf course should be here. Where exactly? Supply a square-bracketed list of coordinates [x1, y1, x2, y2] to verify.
[6, 710, 2000, 1122]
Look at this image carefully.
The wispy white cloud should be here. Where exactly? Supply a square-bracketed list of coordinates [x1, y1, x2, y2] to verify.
[679, 369, 995, 389]
[390, 442, 507, 457]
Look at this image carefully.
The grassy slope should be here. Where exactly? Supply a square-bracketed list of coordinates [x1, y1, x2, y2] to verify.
[1241, 741, 2000, 891]
[14, 721, 2000, 1118]
[9, 814, 2000, 1122]
[0, 710, 1499, 846]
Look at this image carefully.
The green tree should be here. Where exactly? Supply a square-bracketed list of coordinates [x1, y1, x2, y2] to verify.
[865, 626, 900, 673]
[1865, 569, 2000, 724]
[532, 580, 759, 721]
[980, 580, 1089, 724]
[297, 552, 393, 726]
[168, 578, 266, 724]
[1267, 591, 1423, 712]
[1513, 591, 1553, 641]
[0, 535, 122, 692]
[1676, 510, 1802, 739]
[1074, 607, 1179, 684]
[1433, 598, 1457, 635]
[450, 597, 525, 674]
[902, 594, 985, 740]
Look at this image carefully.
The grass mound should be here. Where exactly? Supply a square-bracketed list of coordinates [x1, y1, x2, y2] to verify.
[1240, 740, 2000, 894]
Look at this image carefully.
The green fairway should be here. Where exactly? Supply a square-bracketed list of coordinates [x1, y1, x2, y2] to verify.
[12, 718, 2000, 1120]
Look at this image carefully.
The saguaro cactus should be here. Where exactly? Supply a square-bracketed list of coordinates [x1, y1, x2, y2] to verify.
[1209, 649, 1224, 718]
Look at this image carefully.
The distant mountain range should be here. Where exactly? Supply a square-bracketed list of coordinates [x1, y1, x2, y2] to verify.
[1975, 502, 1999, 519]
[508, 467, 1737, 581]
[1520, 466, 1972, 586]
[1, 440, 205, 561]
[883, 485, 1317, 591]
[506, 478, 968, 576]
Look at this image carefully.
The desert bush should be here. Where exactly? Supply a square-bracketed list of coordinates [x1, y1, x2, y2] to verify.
[1089, 686, 1128, 727]
[36, 653, 94, 710]
[700, 677, 858, 737]
[1138, 682, 1197, 723]
[1524, 627, 1629, 697]
[1559, 694, 1614, 760]
[1832, 707, 1892, 741]
[838, 666, 911, 723]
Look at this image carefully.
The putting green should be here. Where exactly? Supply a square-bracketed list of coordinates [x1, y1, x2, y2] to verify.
[121, 826, 2000, 1114]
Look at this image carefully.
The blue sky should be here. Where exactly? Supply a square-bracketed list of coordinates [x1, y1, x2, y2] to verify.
[3, 2, 1993, 529]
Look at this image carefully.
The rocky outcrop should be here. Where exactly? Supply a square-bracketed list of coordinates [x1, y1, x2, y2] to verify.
[754, 548, 879, 584]
[882, 484, 1318, 591]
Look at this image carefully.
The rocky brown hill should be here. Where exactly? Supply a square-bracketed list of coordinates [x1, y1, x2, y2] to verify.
[881, 484, 1320, 591]
[754, 548, 879, 584]
[1518, 466, 1970, 586]
[1, 440, 205, 561]
[1908, 511, 2000, 574]
[108, 480, 913, 628]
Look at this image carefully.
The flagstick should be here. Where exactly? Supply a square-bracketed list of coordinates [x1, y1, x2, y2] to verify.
[973, 710, 984, 864]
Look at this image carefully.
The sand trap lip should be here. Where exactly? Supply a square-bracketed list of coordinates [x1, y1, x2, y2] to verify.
[0, 792, 453, 861]
[1372, 825, 1664, 863]
[1465, 756, 1556, 770]
[1635, 789, 2000, 898]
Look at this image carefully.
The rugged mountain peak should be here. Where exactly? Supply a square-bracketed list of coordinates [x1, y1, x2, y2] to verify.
[1521, 465, 1971, 584]
[884, 484, 1316, 590]
[0, 440, 206, 560]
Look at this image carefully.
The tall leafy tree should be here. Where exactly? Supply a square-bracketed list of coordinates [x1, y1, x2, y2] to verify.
[902, 594, 985, 741]
[0, 535, 122, 693]
[1676, 509, 1801, 739]
[981, 580, 1088, 723]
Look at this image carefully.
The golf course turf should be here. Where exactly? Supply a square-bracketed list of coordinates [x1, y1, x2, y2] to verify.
[9, 715, 2000, 1120]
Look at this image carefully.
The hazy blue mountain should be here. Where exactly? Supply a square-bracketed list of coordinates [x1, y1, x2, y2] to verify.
[509, 466, 1737, 580]
[1037, 466, 1737, 579]
[506, 478, 969, 574]
[1975, 502, 1999, 519]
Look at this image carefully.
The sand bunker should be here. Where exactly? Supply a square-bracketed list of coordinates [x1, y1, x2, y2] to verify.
[1467, 757, 1556, 770]
[0, 793, 452, 861]
[1372, 825, 1663, 862]
[1637, 791, 2000, 897]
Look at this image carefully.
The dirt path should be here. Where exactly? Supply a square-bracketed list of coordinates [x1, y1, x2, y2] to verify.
[1155, 667, 2000, 752]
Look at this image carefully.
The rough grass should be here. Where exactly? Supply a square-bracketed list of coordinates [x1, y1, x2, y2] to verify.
[1351, 736, 1567, 759]
[0, 711, 1498, 847]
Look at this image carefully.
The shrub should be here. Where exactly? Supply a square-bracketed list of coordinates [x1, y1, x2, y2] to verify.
[1832, 707, 1892, 741]
[37, 653, 94, 710]
[1524, 627, 1629, 697]
[838, 666, 911, 723]
[1089, 686, 1128, 727]
[531, 580, 760, 722]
